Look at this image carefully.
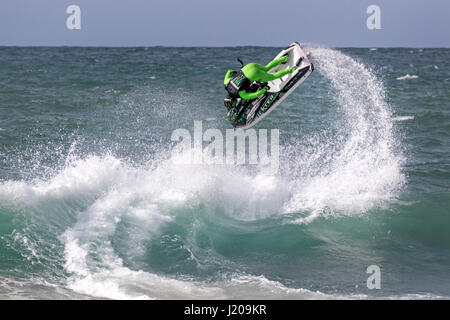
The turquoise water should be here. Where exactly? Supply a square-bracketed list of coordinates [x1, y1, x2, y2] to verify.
[0, 46, 449, 299]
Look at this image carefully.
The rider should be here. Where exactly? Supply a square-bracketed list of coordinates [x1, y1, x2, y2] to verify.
[223, 55, 297, 103]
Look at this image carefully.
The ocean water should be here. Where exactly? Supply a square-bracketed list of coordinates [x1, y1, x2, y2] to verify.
[0, 46, 449, 300]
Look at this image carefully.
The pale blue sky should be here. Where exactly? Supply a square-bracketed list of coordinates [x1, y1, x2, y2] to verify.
[0, 0, 449, 47]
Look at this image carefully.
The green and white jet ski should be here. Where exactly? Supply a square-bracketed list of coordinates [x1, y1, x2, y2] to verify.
[225, 42, 314, 129]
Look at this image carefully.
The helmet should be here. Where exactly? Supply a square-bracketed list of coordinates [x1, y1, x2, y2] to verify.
[224, 70, 237, 86]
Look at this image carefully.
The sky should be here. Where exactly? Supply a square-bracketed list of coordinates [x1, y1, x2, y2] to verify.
[0, 0, 449, 47]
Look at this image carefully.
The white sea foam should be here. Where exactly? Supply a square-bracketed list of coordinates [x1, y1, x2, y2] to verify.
[283, 47, 405, 222]
[396, 74, 419, 80]
[392, 116, 414, 121]
[0, 153, 325, 299]
[0, 155, 125, 204]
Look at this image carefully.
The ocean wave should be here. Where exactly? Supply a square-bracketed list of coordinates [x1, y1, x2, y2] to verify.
[284, 47, 405, 222]
[396, 74, 419, 80]
[0, 46, 408, 300]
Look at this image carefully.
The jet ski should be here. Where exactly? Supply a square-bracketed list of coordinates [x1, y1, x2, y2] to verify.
[224, 42, 314, 129]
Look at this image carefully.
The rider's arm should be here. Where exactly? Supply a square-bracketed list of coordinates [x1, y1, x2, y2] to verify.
[224, 70, 234, 85]
[238, 86, 268, 100]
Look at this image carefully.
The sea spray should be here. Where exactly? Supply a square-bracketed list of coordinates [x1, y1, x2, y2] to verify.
[282, 47, 405, 222]
[4, 47, 447, 300]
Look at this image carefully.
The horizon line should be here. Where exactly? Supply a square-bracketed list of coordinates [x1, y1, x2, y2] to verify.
[0, 45, 449, 49]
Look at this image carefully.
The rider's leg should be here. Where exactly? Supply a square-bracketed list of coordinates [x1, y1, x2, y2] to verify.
[242, 62, 293, 82]
[262, 56, 289, 71]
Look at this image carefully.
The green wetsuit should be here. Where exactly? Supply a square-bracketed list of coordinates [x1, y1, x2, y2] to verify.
[224, 56, 295, 100]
